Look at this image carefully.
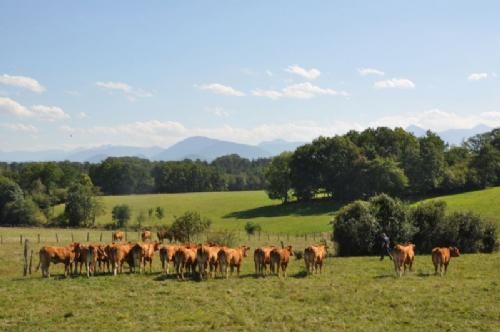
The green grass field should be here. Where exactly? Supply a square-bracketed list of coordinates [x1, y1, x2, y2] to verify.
[420, 187, 500, 227]
[51, 187, 500, 235]
[2, 188, 500, 330]
[0, 237, 498, 331]
[56, 191, 339, 233]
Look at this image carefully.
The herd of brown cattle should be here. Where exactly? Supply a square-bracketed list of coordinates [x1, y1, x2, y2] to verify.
[35, 231, 460, 279]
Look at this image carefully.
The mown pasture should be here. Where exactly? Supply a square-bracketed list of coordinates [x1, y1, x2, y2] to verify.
[0, 230, 499, 331]
[55, 191, 339, 233]
[52, 187, 500, 235]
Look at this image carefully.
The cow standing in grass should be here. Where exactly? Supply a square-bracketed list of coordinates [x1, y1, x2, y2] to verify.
[36, 243, 81, 278]
[160, 245, 179, 275]
[304, 244, 328, 274]
[392, 242, 416, 277]
[432, 247, 460, 276]
[218, 245, 250, 279]
[254, 246, 276, 277]
[270, 245, 293, 278]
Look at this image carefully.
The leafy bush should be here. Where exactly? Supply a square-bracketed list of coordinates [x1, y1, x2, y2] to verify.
[207, 230, 238, 247]
[410, 201, 447, 253]
[244, 221, 262, 235]
[170, 211, 211, 242]
[333, 200, 379, 256]
[369, 194, 416, 244]
[112, 204, 131, 228]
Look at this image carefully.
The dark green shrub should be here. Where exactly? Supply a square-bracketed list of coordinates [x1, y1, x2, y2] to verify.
[333, 200, 379, 256]
[244, 221, 262, 235]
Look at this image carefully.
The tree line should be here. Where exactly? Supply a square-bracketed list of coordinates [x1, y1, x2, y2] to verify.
[1, 126, 499, 227]
[265, 127, 500, 202]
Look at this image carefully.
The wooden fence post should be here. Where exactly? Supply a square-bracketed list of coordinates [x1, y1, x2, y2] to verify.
[71, 233, 74, 242]
[100, 232, 103, 242]
[87, 232, 90, 242]
[56, 233, 59, 243]
[23, 239, 29, 276]
[125, 231, 128, 241]
[20, 235, 23, 245]
[37, 234, 40, 244]
[29, 249, 33, 275]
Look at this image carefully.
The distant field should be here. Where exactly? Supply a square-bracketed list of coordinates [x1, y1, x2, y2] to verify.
[55, 191, 338, 233]
[51, 187, 500, 234]
[419, 187, 500, 227]
[0, 239, 498, 331]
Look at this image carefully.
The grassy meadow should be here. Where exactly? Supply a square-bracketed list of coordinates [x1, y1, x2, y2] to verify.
[420, 187, 500, 227]
[0, 236, 498, 331]
[55, 191, 339, 233]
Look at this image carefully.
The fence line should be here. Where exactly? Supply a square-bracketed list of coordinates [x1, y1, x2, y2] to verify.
[0, 228, 333, 245]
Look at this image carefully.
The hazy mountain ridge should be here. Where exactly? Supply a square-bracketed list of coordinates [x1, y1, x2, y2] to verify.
[0, 137, 306, 162]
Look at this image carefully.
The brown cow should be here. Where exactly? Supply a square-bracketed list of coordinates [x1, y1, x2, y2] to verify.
[218, 245, 250, 279]
[432, 247, 460, 276]
[74, 244, 97, 277]
[174, 246, 197, 280]
[128, 243, 144, 273]
[36, 243, 80, 278]
[141, 230, 152, 242]
[109, 243, 134, 276]
[270, 246, 294, 278]
[112, 231, 125, 242]
[159, 245, 179, 275]
[96, 244, 111, 273]
[304, 244, 329, 274]
[254, 246, 276, 277]
[157, 229, 175, 243]
[141, 241, 160, 273]
[392, 242, 416, 277]
[196, 243, 221, 280]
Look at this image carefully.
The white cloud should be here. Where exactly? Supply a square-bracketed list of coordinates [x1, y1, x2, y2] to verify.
[205, 106, 229, 117]
[467, 73, 488, 81]
[0, 123, 38, 133]
[266, 70, 274, 77]
[358, 68, 385, 76]
[370, 109, 500, 132]
[283, 82, 348, 98]
[0, 97, 69, 121]
[77, 112, 87, 119]
[30, 105, 70, 121]
[0, 74, 45, 93]
[198, 83, 245, 96]
[374, 78, 415, 89]
[95, 81, 152, 101]
[252, 82, 348, 100]
[285, 65, 321, 80]
[251, 89, 283, 100]
[0, 97, 32, 116]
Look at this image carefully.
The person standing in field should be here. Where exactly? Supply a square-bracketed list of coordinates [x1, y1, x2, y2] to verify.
[379, 233, 392, 261]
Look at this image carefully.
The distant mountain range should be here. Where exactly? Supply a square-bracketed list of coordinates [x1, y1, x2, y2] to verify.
[406, 124, 493, 145]
[0, 137, 305, 163]
[0, 125, 493, 163]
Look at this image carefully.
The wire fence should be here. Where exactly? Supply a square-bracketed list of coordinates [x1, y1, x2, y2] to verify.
[0, 226, 333, 247]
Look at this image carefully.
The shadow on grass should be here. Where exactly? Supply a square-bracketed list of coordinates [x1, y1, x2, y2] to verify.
[291, 270, 309, 279]
[373, 274, 395, 279]
[223, 200, 342, 219]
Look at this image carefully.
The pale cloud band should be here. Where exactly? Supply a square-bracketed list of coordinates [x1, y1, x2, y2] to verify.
[96, 81, 153, 101]
[252, 82, 348, 100]
[55, 109, 500, 148]
[198, 83, 245, 96]
[0, 74, 45, 93]
[467, 73, 488, 81]
[0, 97, 69, 121]
[285, 65, 321, 80]
[374, 78, 416, 89]
[358, 68, 385, 76]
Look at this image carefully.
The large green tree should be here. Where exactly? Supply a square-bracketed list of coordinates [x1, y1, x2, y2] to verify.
[265, 152, 292, 203]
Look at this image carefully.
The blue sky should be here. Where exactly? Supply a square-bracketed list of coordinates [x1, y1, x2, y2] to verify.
[1, 1, 499, 150]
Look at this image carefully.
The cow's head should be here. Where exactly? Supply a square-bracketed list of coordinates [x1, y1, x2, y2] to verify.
[449, 247, 460, 257]
[241, 245, 250, 257]
[286, 245, 294, 256]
